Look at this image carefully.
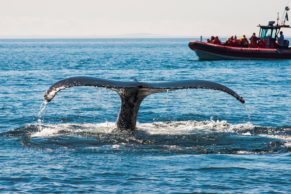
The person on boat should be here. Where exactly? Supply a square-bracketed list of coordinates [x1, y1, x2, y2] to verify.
[249, 33, 259, 48]
[225, 36, 234, 46]
[213, 36, 222, 45]
[209, 36, 215, 43]
[258, 39, 266, 48]
[278, 31, 285, 47]
[240, 35, 249, 47]
[232, 36, 240, 47]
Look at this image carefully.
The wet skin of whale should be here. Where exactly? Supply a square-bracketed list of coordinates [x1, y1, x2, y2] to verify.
[44, 77, 245, 131]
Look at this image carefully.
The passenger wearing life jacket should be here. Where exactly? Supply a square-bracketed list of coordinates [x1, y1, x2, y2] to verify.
[249, 33, 259, 48]
[225, 36, 234, 46]
[258, 39, 266, 48]
[240, 35, 249, 47]
[213, 36, 222, 45]
[231, 36, 240, 47]
[209, 36, 215, 43]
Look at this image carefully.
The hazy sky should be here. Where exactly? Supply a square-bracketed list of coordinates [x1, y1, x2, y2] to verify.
[0, 0, 290, 37]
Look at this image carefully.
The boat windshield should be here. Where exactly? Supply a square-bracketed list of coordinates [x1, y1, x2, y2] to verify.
[259, 28, 278, 39]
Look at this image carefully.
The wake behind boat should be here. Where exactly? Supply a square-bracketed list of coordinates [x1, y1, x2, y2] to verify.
[189, 6, 291, 60]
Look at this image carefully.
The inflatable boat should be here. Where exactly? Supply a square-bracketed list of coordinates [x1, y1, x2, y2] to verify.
[188, 41, 291, 60]
[189, 6, 291, 60]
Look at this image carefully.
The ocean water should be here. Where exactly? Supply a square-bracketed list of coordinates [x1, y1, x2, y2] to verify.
[0, 38, 290, 193]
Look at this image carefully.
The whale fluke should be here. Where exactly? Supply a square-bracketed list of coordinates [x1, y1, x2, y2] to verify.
[44, 76, 245, 130]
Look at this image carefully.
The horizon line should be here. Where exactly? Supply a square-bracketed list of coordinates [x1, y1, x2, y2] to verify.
[1, 34, 290, 39]
[0, 34, 199, 39]
[0, 33, 259, 39]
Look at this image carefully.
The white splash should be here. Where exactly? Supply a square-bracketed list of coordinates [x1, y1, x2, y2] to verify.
[31, 122, 115, 137]
[138, 120, 255, 135]
[31, 120, 255, 137]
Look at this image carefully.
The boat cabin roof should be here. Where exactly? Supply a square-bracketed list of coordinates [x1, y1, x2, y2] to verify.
[258, 24, 291, 29]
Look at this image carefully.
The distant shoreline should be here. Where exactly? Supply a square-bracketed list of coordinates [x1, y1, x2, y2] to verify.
[0, 36, 198, 40]
[0, 36, 290, 40]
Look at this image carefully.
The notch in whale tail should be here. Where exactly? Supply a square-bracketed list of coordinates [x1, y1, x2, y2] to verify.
[44, 76, 245, 131]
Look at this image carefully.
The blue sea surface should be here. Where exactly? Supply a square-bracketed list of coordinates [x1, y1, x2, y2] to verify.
[0, 38, 290, 193]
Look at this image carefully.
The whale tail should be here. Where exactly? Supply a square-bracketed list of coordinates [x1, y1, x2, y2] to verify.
[44, 76, 245, 130]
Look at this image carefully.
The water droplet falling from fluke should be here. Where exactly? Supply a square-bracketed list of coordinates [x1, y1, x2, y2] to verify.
[37, 100, 48, 131]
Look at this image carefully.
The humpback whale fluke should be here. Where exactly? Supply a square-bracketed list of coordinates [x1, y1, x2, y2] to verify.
[44, 76, 245, 130]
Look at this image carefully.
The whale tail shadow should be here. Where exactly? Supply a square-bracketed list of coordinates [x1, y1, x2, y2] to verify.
[44, 76, 245, 131]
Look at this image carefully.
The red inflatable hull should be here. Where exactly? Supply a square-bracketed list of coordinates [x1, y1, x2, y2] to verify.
[188, 41, 291, 60]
